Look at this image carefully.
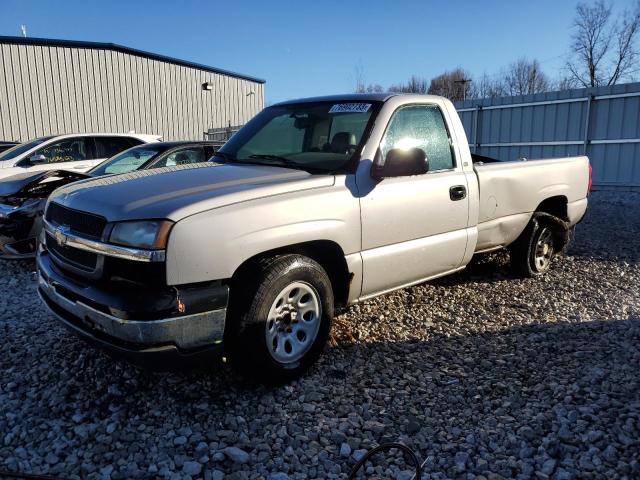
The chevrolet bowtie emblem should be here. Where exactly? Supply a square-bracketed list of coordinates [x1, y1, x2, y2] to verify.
[54, 226, 70, 246]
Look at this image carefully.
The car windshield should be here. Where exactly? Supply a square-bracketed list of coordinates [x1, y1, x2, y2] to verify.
[215, 101, 379, 173]
[88, 144, 167, 176]
[0, 136, 54, 161]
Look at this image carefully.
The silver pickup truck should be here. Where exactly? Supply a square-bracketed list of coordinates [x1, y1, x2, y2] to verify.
[37, 93, 590, 382]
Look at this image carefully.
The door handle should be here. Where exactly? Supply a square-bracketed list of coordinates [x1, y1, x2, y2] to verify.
[449, 185, 467, 201]
[72, 165, 89, 170]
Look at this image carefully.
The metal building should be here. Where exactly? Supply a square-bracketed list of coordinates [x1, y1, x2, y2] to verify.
[455, 82, 640, 189]
[0, 36, 265, 142]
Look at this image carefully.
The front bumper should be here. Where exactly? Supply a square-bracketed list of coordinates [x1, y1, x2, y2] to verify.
[0, 201, 41, 259]
[37, 251, 228, 366]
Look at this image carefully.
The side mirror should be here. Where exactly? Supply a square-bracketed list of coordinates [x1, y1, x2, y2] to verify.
[371, 148, 429, 179]
[29, 154, 47, 165]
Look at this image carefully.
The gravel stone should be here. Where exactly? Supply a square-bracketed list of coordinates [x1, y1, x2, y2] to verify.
[268, 473, 289, 480]
[173, 435, 187, 446]
[353, 449, 368, 461]
[223, 446, 250, 464]
[0, 190, 638, 479]
[339, 442, 351, 457]
[182, 461, 201, 476]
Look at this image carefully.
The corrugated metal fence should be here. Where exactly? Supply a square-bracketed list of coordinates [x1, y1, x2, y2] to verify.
[455, 82, 640, 188]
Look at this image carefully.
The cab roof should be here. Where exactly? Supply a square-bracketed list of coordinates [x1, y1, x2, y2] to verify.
[272, 92, 448, 107]
[273, 93, 398, 106]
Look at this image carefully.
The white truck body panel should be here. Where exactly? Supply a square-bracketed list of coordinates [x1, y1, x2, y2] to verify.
[474, 156, 589, 251]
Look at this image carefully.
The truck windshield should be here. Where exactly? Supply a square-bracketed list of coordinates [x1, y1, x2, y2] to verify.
[215, 101, 380, 173]
[0, 136, 54, 161]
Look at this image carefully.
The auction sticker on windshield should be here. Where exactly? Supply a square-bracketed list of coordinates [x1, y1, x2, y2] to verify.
[329, 103, 371, 113]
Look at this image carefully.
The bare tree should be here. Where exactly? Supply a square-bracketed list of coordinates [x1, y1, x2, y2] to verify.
[473, 73, 506, 99]
[354, 64, 366, 93]
[389, 75, 429, 94]
[555, 76, 579, 91]
[567, 1, 640, 87]
[426, 68, 472, 101]
[365, 84, 384, 93]
[609, 3, 640, 84]
[503, 58, 550, 96]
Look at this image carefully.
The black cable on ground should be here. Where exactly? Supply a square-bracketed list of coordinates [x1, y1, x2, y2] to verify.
[347, 442, 422, 480]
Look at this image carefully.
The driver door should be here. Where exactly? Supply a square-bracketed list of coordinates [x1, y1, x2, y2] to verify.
[358, 104, 470, 297]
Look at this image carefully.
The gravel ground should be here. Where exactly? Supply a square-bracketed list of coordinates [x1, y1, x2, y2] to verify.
[1, 190, 639, 480]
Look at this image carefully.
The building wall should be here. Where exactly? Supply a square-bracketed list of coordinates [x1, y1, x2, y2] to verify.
[455, 82, 640, 188]
[0, 42, 264, 142]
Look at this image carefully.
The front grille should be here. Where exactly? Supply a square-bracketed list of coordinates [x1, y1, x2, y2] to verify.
[46, 202, 106, 239]
[104, 256, 167, 287]
[46, 234, 97, 271]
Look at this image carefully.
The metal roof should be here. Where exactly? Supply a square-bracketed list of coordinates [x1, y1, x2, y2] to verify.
[0, 35, 265, 84]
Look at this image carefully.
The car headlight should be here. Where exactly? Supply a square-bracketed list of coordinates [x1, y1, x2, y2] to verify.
[109, 220, 173, 249]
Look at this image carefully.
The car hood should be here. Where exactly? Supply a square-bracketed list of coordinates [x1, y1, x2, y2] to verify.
[48, 162, 335, 222]
[0, 170, 90, 198]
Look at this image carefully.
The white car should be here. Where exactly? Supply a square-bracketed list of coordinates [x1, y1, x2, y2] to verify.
[0, 133, 161, 180]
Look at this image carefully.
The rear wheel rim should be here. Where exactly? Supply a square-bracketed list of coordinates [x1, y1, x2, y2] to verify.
[265, 281, 322, 364]
[534, 227, 554, 271]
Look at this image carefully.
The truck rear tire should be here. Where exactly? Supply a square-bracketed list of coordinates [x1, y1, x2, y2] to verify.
[226, 254, 334, 383]
[509, 214, 562, 277]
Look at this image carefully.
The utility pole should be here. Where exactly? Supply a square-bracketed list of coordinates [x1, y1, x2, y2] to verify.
[454, 78, 472, 101]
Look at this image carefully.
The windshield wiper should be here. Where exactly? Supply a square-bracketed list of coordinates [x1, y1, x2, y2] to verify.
[214, 153, 326, 173]
[247, 155, 327, 174]
[248, 154, 296, 164]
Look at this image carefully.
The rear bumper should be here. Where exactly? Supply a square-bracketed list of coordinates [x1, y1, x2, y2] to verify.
[568, 198, 588, 226]
[37, 251, 228, 366]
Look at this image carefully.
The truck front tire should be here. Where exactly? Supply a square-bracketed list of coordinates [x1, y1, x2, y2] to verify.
[226, 254, 334, 383]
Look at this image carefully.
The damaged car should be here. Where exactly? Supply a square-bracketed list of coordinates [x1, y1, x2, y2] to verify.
[0, 141, 218, 259]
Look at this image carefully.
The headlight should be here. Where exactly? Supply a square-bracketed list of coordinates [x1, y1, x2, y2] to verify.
[109, 220, 173, 249]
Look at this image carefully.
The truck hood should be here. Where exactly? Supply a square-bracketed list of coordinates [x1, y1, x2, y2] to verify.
[0, 170, 90, 198]
[48, 162, 335, 222]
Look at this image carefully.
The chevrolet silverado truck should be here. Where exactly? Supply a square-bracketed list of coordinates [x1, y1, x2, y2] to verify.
[36, 94, 590, 382]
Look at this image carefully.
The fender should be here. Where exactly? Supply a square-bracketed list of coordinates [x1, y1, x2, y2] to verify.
[165, 178, 361, 285]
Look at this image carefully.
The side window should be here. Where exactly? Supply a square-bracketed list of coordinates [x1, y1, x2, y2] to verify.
[380, 105, 454, 171]
[204, 145, 217, 159]
[36, 138, 90, 164]
[94, 137, 140, 159]
[152, 147, 206, 168]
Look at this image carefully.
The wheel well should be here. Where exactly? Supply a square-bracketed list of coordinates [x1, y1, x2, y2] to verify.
[535, 196, 568, 221]
[231, 241, 352, 309]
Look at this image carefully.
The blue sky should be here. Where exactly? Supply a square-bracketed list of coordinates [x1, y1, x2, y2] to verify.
[0, 0, 637, 103]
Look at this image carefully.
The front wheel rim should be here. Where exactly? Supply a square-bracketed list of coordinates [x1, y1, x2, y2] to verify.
[265, 281, 322, 364]
[534, 227, 554, 271]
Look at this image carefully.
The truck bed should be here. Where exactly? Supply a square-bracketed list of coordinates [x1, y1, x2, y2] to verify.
[473, 156, 590, 252]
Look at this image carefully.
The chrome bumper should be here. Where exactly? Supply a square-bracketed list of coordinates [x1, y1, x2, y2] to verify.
[38, 272, 227, 351]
